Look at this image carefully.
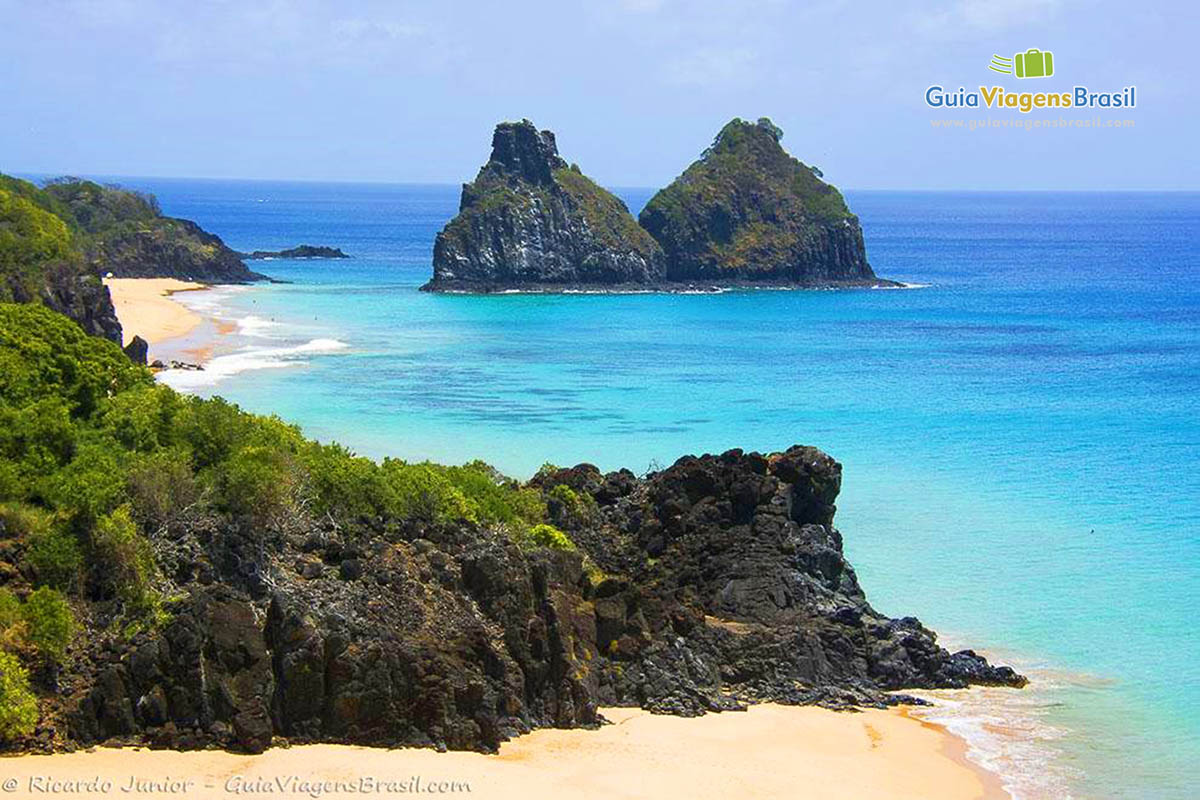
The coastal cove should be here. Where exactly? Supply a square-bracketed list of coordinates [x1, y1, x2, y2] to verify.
[97, 178, 1200, 800]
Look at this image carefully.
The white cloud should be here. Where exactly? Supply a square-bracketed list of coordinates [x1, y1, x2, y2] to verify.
[916, 0, 1063, 38]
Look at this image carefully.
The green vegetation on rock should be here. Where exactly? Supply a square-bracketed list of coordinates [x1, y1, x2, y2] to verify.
[21, 587, 75, 663]
[638, 118, 879, 284]
[0, 651, 37, 741]
[0, 301, 575, 627]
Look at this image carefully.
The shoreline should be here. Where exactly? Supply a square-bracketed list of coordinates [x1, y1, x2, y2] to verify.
[3, 705, 1008, 800]
[104, 278, 211, 349]
[420, 278, 916, 294]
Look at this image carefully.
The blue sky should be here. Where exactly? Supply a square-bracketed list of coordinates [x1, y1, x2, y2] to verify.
[1, 0, 1194, 189]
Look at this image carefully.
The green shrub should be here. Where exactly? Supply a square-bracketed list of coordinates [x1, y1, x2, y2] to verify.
[212, 444, 301, 525]
[0, 503, 81, 591]
[25, 523, 82, 591]
[0, 502, 49, 539]
[548, 484, 596, 525]
[91, 505, 160, 617]
[441, 461, 545, 526]
[517, 523, 576, 552]
[39, 440, 128, 526]
[0, 304, 150, 418]
[0, 651, 37, 741]
[304, 443, 392, 521]
[125, 447, 198, 530]
[0, 399, 76, 486]
[380, 460, 473, 523]
[95, 384, 183, 453]
[21, 587, 74, 663]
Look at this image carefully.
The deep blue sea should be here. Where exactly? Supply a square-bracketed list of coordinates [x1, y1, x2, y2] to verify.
[79, 177, 1200, 799]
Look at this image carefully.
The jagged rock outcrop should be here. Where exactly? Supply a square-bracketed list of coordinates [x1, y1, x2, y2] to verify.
[422, 120, 664, 292]
[122, 335, 149, 365]
[33, 270, 123, 345]
[54, 446, 1022, 753]
[639, 118, 894, 286]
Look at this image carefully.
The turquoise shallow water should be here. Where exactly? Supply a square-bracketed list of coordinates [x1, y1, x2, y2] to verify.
[104, 178, 1197, 799]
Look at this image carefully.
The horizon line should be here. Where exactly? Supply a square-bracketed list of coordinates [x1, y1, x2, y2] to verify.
[8, 170, 1199, 194]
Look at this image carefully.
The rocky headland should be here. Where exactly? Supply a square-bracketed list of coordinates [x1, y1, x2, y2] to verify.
[240, 245, 349, 260]
[423, 118, 895, 292]
[49, 444, 1022, 755]
[0, 174, 274, 351]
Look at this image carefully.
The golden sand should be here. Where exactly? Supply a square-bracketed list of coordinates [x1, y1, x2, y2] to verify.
[104, 278, 209, 347]
[2, 705, 1006, 800]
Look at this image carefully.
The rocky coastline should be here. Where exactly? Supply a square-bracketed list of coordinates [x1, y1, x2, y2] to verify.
[45, 445, 1021, 755]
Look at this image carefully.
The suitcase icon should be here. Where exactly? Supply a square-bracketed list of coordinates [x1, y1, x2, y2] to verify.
[1014, 48, 1054, 78]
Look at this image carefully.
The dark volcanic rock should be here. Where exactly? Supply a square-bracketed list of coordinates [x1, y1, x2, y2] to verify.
[4, 257, 123, 344]
[123, 335, 149, 365]
[57, 445, 1022, 754]
[35, 269, 124, 344]
[422, 120, 664, 292]
[639, 118, 894, 287]
[241, 245, 349, 260]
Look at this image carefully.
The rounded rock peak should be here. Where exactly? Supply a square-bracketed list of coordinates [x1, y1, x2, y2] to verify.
[487, 119, 566, 185]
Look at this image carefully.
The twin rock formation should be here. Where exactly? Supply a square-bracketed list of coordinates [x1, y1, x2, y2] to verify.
[424, 118, 889, 292]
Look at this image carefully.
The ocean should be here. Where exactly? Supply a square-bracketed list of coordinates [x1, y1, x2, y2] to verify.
[90, 177, 1200, 800]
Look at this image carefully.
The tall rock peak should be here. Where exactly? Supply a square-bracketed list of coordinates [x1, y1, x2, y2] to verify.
[423, 120, 663, 292]
[484, 119, 567, 186]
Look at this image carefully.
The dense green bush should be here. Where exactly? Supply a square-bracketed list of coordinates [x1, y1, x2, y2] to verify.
[212, 444, 302, 525]
[91, 505, 160, 618]
[25, 523, 82, 592]
[0, 651, 37, 741]
[125, 447, 198, 531]
[21, 587, 74, 663]
[380, 460, 474, 523]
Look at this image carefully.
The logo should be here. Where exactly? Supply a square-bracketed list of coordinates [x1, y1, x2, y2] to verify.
[989, 49, 1055, 79]
[924, 48, 1137, 114]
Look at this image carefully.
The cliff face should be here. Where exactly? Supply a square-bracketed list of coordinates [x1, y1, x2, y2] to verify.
[639, 118, 887, 286]
[57, 446, 1021, 754]
[423, 120, 664, 291]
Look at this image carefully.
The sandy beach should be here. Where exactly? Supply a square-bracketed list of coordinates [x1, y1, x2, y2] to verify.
[104, 277, 210, 347]
[2, 705, 1006, 800]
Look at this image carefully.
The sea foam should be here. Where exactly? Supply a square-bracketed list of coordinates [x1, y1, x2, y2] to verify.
[158, 338, 348, 391]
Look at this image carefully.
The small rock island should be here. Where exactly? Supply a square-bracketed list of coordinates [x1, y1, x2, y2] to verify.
[240, 245, 349, 260]
[641, 118, 890, 287]
[422, 120, 663, 291]
[423, 118, 895, 292]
